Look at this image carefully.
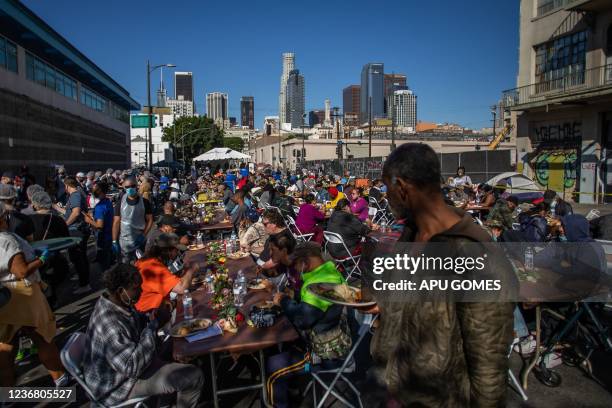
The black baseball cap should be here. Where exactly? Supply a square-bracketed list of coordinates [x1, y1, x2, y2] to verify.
[158, 214, 181, 228]
[154, 233, 187, 251]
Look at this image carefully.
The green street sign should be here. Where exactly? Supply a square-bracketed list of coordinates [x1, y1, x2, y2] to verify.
[131, 114, 156, 128]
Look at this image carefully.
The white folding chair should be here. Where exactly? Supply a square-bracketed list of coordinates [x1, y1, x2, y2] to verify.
[323, 231, 362, 280]
[508, 338, 528, 401]
[61, 332, 149, 408]
[286, 216, 314, 243]
[305, 312, 378, 408]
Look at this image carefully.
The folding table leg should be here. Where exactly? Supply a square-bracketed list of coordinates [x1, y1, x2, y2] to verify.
[259, 349, 272, 408]
[209, 353, 219, 408]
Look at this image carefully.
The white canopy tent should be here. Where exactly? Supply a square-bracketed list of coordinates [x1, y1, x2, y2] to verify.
[192, 148, 250, 162]
[486, 172, 540, 193]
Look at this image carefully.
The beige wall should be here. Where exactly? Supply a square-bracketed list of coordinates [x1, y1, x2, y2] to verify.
[249, 137, 516, 171]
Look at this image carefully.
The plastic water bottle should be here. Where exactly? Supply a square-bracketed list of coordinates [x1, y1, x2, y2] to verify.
[550, 201, 557, 218]
[233, 270, 247, 307]
[524, 246, 534, 273]
[380, 220, 387, 233]
[196, 232, 203, 247]
[225, 238, 233, 255]
[230, 231, 238, 251]
[183, 290, 194, 320]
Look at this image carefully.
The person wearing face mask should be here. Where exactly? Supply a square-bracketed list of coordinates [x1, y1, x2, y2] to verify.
[112, 176, 154, 263]
[53, 176, 91, 294]
[135, 233, 195, 313]
[84, 182, 114, 272]
[363, 143, 514, 407]
[268, 241, 349, 408]
[75, 172, 87, 193]
[83, 263, 204, 407]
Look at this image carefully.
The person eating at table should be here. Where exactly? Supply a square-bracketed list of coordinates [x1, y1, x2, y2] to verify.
[239, 211, 268, 254]
[146, 214, 189, 252]
[257, 210, 296, 276]
[230, 189, 249, 233]
[326, 198, 370, 259]
[268, 241, 350, 408]
[451, 165, 472, 188]
[295, 194, 325, 244]
[83, 263, 203, 407]
[325, 186, 345, 210]
[135, 233, 194, 313]
[348, 187, 369, 222]
[0, 202, 68, 387]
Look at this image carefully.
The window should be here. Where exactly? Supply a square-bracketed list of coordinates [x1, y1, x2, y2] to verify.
[111, 103, 129, 123]
[0, 35, 18, 73]
[537, 0, 569, 17]
[534, 31, 586, 92]
[80, 86, 107, 113]
[25, 52, 77, 100]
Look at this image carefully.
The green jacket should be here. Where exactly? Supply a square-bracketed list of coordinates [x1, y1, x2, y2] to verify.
[300, 261, 345, 312]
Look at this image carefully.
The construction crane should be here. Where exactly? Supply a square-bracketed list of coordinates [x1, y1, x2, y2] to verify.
[488, 125, 514, 150]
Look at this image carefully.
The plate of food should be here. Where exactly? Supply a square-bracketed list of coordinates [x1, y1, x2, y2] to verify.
[187, 243, 206, 251]
[227, 251, 249, 260]
[170, 318, 213, 337]
[307, 283, 376, 307]
[248, 278, 269, 290]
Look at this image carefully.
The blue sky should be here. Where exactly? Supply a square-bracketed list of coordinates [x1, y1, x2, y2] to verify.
[23, 0, 519, 130]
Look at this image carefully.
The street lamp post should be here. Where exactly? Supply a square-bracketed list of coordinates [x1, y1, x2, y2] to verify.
[175, 126, 215, 173]
[147, 61, 176, 171]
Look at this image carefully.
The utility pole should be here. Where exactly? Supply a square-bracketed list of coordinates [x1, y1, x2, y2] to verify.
[146, 60, 151, 170]
[491, 104, 497, 137]
[391, 93, 396, 152]
[368, 96, 372, 157]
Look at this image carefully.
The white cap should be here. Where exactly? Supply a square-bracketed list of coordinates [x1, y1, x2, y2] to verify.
[76, 172, 85, 178]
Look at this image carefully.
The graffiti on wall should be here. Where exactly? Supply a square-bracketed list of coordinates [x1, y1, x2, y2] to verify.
[530, 149, 578, 192]
[532, 121, 582, 144]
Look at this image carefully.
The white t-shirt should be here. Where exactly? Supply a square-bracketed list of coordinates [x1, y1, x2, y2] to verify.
[452, 175, 472, 188]
[0, 232, 40, 283]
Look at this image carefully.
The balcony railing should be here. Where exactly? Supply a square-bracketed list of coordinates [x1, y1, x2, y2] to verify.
[502, 64, 612, 109]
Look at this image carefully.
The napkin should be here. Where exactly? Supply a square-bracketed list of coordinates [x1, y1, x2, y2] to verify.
[185, 324, 223, 343]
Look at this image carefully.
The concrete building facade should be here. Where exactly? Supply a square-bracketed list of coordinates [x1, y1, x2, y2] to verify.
[130, 114, 173, 167]
[166, 96, 194, 117]
[0, 0, 140, 180]
[206, 92, 228, 128]
[503, 0, 612, 203]
[343, 84, 360, 126]
[390, 89, 417, 130]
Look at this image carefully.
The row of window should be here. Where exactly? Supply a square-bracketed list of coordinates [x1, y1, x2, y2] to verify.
[537, 0, 570, 17]
[0, 35, 129, 123]
[26, 52, 77, 100]
[0, 36, 18, 73]
[535, 31, 586, 83]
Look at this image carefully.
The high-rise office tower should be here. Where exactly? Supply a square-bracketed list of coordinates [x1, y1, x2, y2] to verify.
[174, 72, 194, 102]
[390, 89, 417, 129]
[287, 69, 305, 129]
[384, 73, 407, 115]
[206, 92, 228, 126]
[360, 63, 384, 124]
[240, 96, 255, 129]
[279, 52, 295, 124]
[343, 85, 360, 126]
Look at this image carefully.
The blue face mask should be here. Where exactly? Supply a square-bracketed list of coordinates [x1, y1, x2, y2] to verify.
[559, 235, 567, 242]
[380, 185, 388, 193]
[126, 187, 138, 197]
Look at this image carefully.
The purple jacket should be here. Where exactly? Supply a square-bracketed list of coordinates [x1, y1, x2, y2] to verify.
[350, 197, 369, 221]
[296, 203, 324, 233]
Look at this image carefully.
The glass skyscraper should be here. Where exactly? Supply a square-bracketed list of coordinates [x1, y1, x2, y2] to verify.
[360, 63, 384, 124]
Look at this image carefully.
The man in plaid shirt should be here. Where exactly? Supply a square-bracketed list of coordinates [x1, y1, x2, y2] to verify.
[82, 263, 203, 407]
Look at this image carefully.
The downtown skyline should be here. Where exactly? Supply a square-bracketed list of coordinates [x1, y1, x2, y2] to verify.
[21, 0, 519, 131]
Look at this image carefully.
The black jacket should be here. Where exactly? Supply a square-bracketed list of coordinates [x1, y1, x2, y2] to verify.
[326, 211, 368, 258]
